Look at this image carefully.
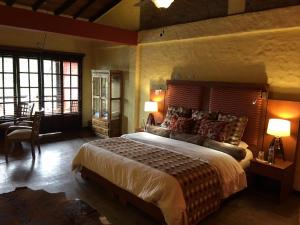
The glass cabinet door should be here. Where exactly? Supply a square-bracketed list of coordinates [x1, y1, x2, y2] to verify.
[101, 77, 108, 98]
[92, 77, 100, 118]
[111, 75, 121, 99]
[101, 99, 108, 120]
[111, 99, 120, 120]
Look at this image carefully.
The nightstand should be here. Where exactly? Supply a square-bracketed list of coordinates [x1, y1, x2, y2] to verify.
[249, 159, 294, 201]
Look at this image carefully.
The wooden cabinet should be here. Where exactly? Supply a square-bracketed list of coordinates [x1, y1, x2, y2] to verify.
[91, 70, 123, 138]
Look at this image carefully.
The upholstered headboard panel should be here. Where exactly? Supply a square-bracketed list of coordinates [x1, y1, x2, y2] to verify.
[166, 84, 203, 109]
[164, 80, 269, 154]
[209, 86, 267, 151]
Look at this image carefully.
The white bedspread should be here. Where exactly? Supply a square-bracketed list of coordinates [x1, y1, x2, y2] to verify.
[72, 132, 247, 225]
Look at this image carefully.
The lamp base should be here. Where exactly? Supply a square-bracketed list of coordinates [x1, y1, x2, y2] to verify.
[146, 113, 156, 127]
[269, 137, 285, 160]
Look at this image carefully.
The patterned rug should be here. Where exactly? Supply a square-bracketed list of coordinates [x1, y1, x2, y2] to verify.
[0, 187, 111, 225]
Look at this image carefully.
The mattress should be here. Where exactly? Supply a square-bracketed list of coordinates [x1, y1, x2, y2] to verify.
[72, 132, 247, 225]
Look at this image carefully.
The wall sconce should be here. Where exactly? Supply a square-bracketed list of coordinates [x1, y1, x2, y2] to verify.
[266, 118, 291, 162]
[144, 101, 158, 128]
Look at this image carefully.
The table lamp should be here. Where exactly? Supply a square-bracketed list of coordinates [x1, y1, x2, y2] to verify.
[144, 101, 158, 127]
[266, 118, 291, 160]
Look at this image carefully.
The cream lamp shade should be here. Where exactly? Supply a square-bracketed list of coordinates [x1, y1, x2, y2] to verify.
[267, 118, 291, 137]
[152, 0, 174, 8]
[144, 101, 158, 112]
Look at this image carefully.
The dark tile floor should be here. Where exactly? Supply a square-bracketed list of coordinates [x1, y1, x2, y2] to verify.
[0, 132, 299, 225]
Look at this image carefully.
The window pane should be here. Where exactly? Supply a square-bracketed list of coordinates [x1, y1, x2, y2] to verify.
[30, 88, 39, 101]
[71, 76, 78, 88]
[71, 89, 78, 100]
[29, 59, 38, 73]
[30, 74, 39, 87]
[64, 101, 70, 113]
[4, 73, 14, 88]
[4, 57, 13, 73]
[0, 104, 3, 116]
[44, 75, 52, 87]
[4, 89, 14, 102]
[53, 75, 61, 87]
[64, 89, 70, 100]
[0, 75, 2, 88]
[70, 100, 78, 112]
[53, 101, 61, 114]
[20, 73, 29, 87]
[5, 103, 14, 115]
[20, 88, 29, 101]
[45, 102, 52, 114]
[43, 60, 51, 73]
[52, 61, 60, 74]
[44, 88, 52, 101]
[71, 62, 78, 75]
[63, 75, 70, 87]
[63, 62, 70, 74]
[19, 58, 28, 72]
[0, 58, 2, 72]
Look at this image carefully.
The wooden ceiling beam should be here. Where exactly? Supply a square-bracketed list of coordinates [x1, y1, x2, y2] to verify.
[5, 0, 17, 6]
[89, 0, 121, 22]
[54, 0, 76, 16]
[0, 5, 137, 45]
[73, 0, 95, 19]
[32, 0, 47, 11]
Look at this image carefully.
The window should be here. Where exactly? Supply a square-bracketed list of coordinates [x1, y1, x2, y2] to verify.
[0, 49, 82, 119]
[43, 59, 62, 115]
[0, 56, 15, 116]
[19, 57, 39, 112]
[63, 61, 79, 113]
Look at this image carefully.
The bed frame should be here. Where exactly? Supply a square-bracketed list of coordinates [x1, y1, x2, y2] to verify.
[81, 80, 269, 224]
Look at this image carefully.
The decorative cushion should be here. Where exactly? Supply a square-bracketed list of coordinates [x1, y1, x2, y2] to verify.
[191, 110, 218, 120]
[171, 117, 194, 133]
[203, 139, 247, 160]
[170, 132, 205, 145]
[218, 113, 248, 145]
[7, 129, 32, 140]
[195, 119, 228, 142]
[161, 106, 192, 128]
[146, 125, 171, 138]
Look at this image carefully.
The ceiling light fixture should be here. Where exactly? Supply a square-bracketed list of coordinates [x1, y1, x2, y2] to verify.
[152, 0, 174, 8]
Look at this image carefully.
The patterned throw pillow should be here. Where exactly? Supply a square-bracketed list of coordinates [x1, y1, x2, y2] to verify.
[191, 110, 219, 120]
[196, 119, 228, 142]
[218, 113, 248, 145]
[161, 106, 192, 128]
[171, 117, 194, 133]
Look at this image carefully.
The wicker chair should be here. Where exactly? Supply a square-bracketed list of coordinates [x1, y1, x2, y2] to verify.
[5, 111, 42, 162]
[0, 102, 34, 133]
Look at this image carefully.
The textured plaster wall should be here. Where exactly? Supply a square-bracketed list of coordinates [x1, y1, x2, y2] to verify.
[0, 25, 96, 127]
[92, 45, 138, 133]
[137, 5, 300, 125]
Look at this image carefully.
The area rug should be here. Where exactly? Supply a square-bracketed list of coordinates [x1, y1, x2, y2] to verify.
[0, 187, 111, 225]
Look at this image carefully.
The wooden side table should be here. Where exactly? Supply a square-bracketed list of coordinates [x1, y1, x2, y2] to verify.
[249, 159, 294, 201]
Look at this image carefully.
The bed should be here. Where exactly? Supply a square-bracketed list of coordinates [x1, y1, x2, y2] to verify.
[72, 81, 269, 225]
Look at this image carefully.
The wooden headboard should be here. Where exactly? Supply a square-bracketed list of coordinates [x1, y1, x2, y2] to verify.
[161, 80, 269, 155]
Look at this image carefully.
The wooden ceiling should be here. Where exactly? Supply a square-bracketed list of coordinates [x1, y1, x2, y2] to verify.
[0, 0, 121, 22]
